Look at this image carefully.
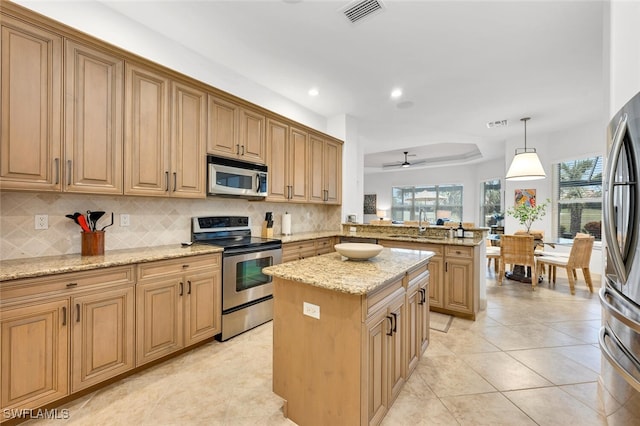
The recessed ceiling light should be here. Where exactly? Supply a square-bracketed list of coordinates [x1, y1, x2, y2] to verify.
[308, 88, 319, 96]
[391, 88, 402, 98]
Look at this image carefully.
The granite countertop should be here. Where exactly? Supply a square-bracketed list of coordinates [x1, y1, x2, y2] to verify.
[0, 244, 223, 282]
[263, 247, 434, 295]
[277, 230, 482, 247]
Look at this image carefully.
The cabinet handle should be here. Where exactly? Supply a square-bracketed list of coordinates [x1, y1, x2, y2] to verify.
[76, 303, 80, 322]
[236, 144, 240, 155]
[54, 158, 60, 184]
[287, 185, 292, 199]
[386, 315, 393, 336]
[324, 189, 328, 202]
[418, 288, 425, 305]
[179, 282, 184, 296]
[173, 172, 177, 192]
[445, 262, 448, 272]
[187, 280, 192, 295]
[62, 307, 67, 326]
[241, 145, 245, 155]
[391, 312, 397, 333]
[165, 171, 169, 192]
[182, 264, 189, 268]
[66, 282, 78, 288]
[67, 160, 72, 186]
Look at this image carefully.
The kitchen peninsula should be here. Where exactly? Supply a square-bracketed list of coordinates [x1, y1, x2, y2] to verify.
[263, 248, 434, 426]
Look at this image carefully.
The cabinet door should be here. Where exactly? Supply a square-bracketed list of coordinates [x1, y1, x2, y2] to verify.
[1, 299, 69, 410]
[419, 280, 430, 355]
[289, 126, 308, 202]
[0, 15, 62, 191]
[364, 308, 389, 426]
[171, 80, 206, 198]
[64, 40, 123, 194]
[315, 237, 334, 255]
[308, 134, 325, 203]
[136, 277, 183, 365]
[239, 108, 266, 164]
[427, 255, 444, 308]
[71, 286, 135, 392]
[184, 268, 221, 346]
[387, 295, 405, 404]
[406, 284, 420, 375]
[324, 139, 342, 204]
[444, 258, 474, 314]
[265, 118, 289, 201]
[124, 63, 170, 196]
[207, 95, 238, 157]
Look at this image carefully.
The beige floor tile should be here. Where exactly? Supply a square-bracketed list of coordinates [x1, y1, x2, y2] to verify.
[479, 324, 547, 351]
[435, 327, 501, 354]
[460, 352, 553, 391]
[550, 343, 602, 373]
[383, 393, 459, 425]
[508, 347, 600, 385]
[440, 392, 537, 425]
[415, 356, 497, 397]
[560, 382, 607, 415]
[545, 319, 601, 344]
[504, 387, 607, 425]
[507, 322, 586, 347]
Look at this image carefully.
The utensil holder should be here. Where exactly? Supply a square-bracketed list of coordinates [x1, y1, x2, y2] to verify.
[261, 222, 273, 238]
[81, 231, 105, 256]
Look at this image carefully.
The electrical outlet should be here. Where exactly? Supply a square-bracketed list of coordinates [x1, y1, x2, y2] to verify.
[120, 214, 130, 227]
[303, 302, 320, 319]
[35, 214, 48, 230]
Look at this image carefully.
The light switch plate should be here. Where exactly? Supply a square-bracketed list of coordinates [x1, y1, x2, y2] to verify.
[303, 302, 320, 319]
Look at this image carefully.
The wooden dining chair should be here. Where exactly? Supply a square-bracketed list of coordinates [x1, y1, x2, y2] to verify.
[499, 234, 537, 289]
[535, 235, 595, 295]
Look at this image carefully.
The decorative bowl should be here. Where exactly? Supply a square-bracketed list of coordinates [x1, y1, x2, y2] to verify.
[334, 243, 384, 260]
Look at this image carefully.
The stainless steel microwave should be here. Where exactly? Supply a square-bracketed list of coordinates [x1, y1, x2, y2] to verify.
[207, 155, 268, 199]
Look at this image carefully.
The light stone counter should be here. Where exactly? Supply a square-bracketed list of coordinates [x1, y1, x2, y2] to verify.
[277, 229, 483, 247]
[263, 247, 434, 295]
[0, 244, 223, 282]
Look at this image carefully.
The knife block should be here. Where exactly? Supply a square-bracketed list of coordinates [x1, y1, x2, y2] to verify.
[261, 222, 273, 238]
[81, 231, 105, 256]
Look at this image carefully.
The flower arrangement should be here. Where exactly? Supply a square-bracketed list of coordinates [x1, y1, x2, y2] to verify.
[507, 198, 550, 233]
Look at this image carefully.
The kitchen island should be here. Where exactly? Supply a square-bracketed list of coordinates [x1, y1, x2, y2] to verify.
[263, 247, 434, 426]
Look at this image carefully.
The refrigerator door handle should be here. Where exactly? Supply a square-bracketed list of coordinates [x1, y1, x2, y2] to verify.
[599, 326, 640, 392]
[604, 113, 630, 284]
[600, 287, 640, 332]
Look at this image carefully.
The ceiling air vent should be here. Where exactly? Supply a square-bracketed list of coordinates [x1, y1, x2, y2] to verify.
[342, 0, 385, 24]
[486, 119, 508, 129]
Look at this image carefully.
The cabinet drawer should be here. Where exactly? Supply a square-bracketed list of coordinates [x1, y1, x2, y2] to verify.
[407, 264, 429, 285]
[445, 246, 473, 258]
[419, 243, 443, 256]
[315, 238, 334, 255]
[137, 254, 219, 280]
[364, 277, 404, 319]
[0, 266, 135, 302]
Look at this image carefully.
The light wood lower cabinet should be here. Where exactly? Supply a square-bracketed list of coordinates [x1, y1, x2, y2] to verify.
[0, 299, 69, 411]
[281, 238, 335, 263]
[0, 266, 135, 412]
[378, 239, 479, 319]
[273, 263, 429, 426]
[136, 254, 221, 365]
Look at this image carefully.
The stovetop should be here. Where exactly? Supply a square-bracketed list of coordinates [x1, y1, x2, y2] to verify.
[191, 216, 281, 253]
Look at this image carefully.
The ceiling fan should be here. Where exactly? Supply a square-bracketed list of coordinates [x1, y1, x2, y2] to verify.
[382, 151, 427, 169]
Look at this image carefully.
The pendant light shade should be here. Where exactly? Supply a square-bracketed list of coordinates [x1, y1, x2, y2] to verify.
[506, 117, 546, 181]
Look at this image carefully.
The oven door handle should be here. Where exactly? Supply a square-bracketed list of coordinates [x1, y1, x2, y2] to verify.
[599, 326, 640, 391]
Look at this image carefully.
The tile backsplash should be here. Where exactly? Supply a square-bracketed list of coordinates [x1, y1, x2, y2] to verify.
[0, 192, 341, 260]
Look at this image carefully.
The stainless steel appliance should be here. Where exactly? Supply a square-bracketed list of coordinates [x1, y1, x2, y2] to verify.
[192, 216, 282, 341]
[601, 90, 640, 419]
[207, 155, 268, 199]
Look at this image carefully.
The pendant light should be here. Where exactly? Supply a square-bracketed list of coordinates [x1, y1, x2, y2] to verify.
[506, 117, 546, 180]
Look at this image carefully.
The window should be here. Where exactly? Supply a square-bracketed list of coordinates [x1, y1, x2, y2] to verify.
[391, 185, 463, 223]
[480, 179, 502, 227]
[555, 156, 602, 241]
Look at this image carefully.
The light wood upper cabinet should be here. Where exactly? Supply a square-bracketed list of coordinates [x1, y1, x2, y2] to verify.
[309, 134, 342, 205]
[124, 63, 171, 196]
[64, 40, 123, 194]
[0, 14, 62, 191]
[0, 299, 69, 411]
[124, 65, 205, 198]
[208, 95, 266, 164]
[170, 80, 206, 198]
[266, 119, 308, 202]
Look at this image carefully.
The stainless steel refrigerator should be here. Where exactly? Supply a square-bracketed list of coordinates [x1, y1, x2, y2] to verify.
[601, 90, 640, 420]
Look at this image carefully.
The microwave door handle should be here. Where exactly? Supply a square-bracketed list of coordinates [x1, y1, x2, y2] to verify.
[256, 174, 260, 193]
[605, 113, 629, 284]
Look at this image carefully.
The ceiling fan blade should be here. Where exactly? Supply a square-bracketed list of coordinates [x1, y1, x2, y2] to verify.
[382, 162, 402, 168]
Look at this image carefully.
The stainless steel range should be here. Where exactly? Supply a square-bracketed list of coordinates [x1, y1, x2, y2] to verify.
[191, 216, 282, 341]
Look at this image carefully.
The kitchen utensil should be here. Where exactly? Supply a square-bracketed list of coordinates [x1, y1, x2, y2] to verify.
[100, 212, 114, 231]
[87, 210, 105, 232]
[66, 212, 89, 231]
[77, 214, 91, 232]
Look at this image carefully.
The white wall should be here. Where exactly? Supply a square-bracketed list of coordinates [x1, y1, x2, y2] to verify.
[608, 0, 640, 115]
